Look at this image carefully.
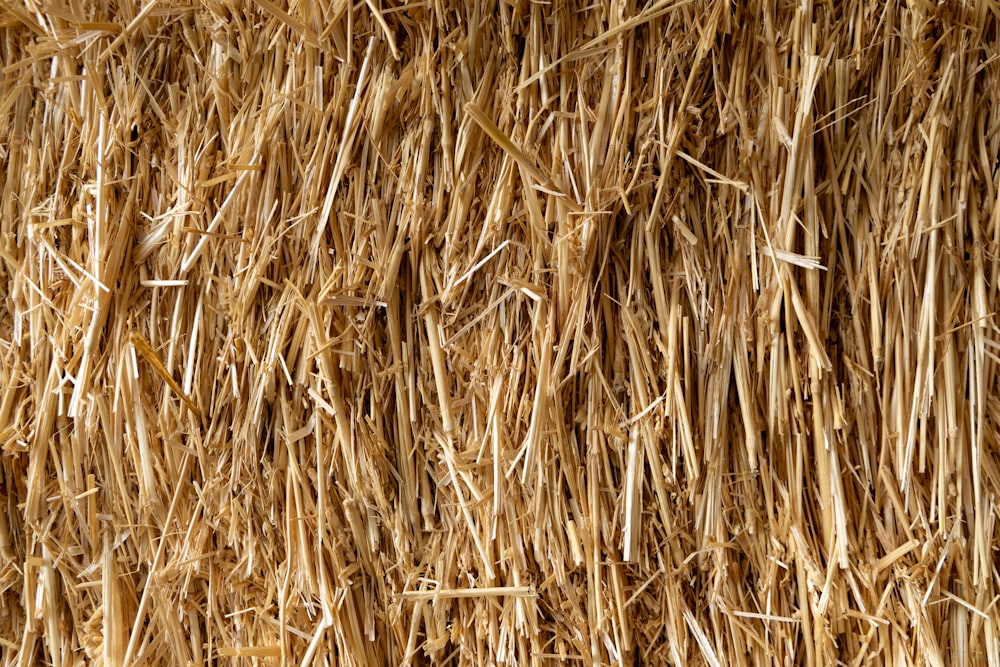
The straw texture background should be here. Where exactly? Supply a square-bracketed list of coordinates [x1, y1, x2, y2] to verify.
[2, 0, 1000, 665]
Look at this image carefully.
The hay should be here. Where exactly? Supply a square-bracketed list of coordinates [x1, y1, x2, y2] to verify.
[1, 0, 1000, 665]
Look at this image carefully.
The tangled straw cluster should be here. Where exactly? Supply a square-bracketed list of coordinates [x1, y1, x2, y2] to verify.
[2, 1, 1000, 665]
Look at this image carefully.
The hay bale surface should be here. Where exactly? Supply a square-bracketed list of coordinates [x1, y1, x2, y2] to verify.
[2, 1, 1000, 665]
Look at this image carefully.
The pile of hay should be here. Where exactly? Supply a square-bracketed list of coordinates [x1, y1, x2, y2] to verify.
[2, 0, 999, 664]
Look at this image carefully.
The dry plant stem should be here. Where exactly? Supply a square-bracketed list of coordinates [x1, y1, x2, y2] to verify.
[2, 2, 1000, 666]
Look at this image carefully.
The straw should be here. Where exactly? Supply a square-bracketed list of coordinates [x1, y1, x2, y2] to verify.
[2, 1, 1000, 665]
